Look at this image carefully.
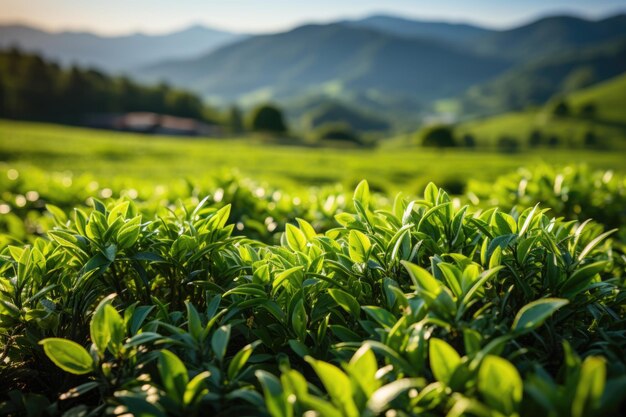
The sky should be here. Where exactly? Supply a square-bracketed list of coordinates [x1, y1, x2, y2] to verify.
[2, 0, 625, 35]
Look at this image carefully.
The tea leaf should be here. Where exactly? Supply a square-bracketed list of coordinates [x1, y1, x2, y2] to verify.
[211, 325, 231, 362]
[40, 338, 94, 375]
[512, 298, 569, 333]
[158, 349, 189, 405]
[429, 338, 461, 385]
[478, 355, 522, 415]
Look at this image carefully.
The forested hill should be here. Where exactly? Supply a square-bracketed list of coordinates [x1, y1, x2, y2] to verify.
[0, 49, 215, 123]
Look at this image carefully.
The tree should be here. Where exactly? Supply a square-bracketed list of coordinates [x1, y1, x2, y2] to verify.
[547, 135, 560, 148]
[462, 133, 476, 148]
[164, 90, 204, 119]
[249, 104, 287, 133]
[497, 136, 519, 153]
[60, 67, 91, 120]
[579, 102, 597, 119]
[315, 122, 361, 145]
[419, 125, 456, 148]
[0, 74, 4, 115]
[549, 99, 570, 117]
[528, 130, 543, 147]
[227, 105, 244, 133]
[583, 130, 598, 148]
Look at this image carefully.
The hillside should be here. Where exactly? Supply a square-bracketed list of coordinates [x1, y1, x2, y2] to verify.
[460, 39, 626, 115]
[568, 71, 626, 123]
[0, 23, 243, 71]
[141, 23, 509, 101]
[456, 72, 626, 148]
[473, 14, 626, 61]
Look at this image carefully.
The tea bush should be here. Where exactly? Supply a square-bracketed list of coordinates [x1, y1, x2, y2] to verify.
[1, 178, 624, 417]
[467, 165, 626, 239]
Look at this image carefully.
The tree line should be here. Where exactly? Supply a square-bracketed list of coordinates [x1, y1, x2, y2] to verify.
[0, 48, 217, 124]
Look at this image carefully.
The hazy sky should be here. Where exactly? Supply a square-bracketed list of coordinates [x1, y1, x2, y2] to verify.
[2, 0, 625, 35]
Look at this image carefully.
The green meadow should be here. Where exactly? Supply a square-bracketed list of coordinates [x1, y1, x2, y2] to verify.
[1, 119, 624, 195]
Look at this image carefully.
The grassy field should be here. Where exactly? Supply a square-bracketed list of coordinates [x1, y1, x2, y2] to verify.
[1, 119, 625, 195]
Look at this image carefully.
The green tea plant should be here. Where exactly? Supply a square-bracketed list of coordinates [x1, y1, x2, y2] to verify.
[0, 178, 624, 417]
[468, 165, 626, 236]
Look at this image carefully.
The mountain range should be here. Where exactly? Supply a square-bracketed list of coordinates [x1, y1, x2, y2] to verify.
[140, 23, 510, 102]
[0, 24, 243, 71]
[1, 12, 625, 128]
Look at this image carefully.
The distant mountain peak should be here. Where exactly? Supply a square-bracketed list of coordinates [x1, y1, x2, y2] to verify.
[357, 14, 483, 28]
[344, 14, 492, 44]
[172, 23, 232, 36]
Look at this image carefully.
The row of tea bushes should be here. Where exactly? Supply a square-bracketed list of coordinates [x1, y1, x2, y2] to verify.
[1, 180, 624, 416]
[2, 164, 626, 249]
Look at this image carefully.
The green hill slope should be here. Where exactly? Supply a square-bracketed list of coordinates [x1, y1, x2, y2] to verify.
[457, 72, 626, 148]
[568, 72, 626, 123]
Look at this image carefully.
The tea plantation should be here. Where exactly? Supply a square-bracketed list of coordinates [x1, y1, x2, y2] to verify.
[2, 120, 625, 195]
[1, 123, 625, 416]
